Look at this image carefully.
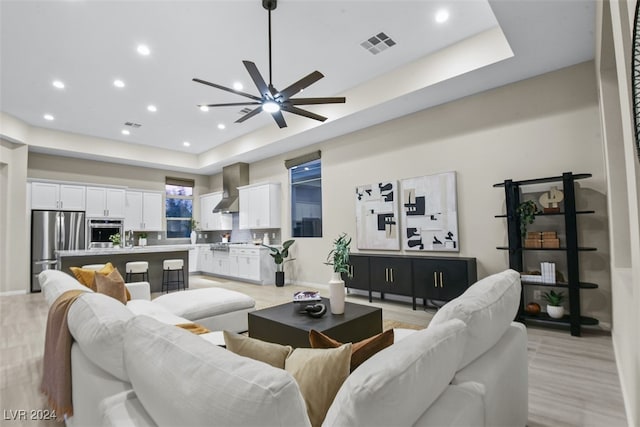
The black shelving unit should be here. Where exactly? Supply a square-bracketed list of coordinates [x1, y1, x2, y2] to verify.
[494, 172, 599, 336]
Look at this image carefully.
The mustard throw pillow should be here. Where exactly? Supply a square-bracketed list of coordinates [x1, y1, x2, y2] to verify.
[309, 329, 394, 372]
[70, 262, 115, 291]
[285, 344, 352, 427]
[94, 268, 127, 304]
[223, 331, 292, 369]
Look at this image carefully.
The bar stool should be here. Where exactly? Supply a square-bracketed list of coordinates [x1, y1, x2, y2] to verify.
[81, 264, 106, 271]
[162, 259, 185, 293]
[125, 261, 149, 283]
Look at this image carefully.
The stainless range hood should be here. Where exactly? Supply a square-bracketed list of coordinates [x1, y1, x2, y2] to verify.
[213, 163, 249, 213]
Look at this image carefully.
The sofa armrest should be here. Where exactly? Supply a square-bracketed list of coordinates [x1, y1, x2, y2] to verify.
[125, 282, 151, 301]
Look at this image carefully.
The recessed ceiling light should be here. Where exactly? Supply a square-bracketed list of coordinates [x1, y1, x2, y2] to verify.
[137, 44, 151, 56]
[121, 129, 130, 135]
[217, 123, 226, 130]
[113, 79, 125, 88]
[183, 141, 191, 147]
[200, 105, 209, 112]
[147, 105, 157, 112]
[43, 114, 54, 121]
[233, 82, 243, 91]
[435, 9, 449, 23]
[52, 80, 65, 89]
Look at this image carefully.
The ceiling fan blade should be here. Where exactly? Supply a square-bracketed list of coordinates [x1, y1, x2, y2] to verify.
[242, 61, 271, 98]
[281, 105, 327, 122]
[193, 78, 262, 101]
[271, 110, 288, 128]
[200, 102, 261, 107]
[277, 71, 324, 101]
[288, 97, 346, 105]
[235, 107, 263, 123]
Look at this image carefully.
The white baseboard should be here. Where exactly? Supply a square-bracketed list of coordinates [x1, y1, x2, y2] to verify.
[0, 289, 28, 296]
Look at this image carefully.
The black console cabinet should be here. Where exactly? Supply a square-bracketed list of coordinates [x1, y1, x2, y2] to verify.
[345, 254, 477, 310]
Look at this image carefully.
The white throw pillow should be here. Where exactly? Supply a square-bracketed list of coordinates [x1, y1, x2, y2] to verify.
[429, 269, 521, 369]
[323, 319, 467, 427]
[67, 293, 134, 381]
[124, 316, 311, 427]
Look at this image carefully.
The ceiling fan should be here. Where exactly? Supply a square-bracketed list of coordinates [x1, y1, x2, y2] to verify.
[193, 0, 346, 129]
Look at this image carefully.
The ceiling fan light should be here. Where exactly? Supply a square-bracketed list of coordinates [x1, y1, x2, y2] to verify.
[262, 101, 280, 113]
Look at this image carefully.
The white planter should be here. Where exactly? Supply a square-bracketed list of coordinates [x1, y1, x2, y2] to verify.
[190, 230, 197, 244]
[547, 305, 564, 319]
[328, 272, 345, 314]
[139, 238, 147, 247]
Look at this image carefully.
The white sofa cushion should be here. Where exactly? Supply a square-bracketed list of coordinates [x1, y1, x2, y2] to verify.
[152, 287, 255, 320]
[323, 319, 467, 427]
[67, 293, 134, 382]
[39, 270, 92, 307]
[99, 390, 156, 427]
[412, 382, 485, 427]
[429, 269, 521, 369]
[126, 300, 191, 325]
[124, 316, 311, 427]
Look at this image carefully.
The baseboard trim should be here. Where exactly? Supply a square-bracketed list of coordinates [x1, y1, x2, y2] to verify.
[0, 289, 28, 296]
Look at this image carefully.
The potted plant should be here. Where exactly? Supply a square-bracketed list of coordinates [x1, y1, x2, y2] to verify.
[190, 218, 200, 244]
[138, 232, 147, 247]
[325, 233, 352, 314]
[109, 233, 121, 248]
[516, 200, 539, 239]
[263, 239, 296, 287]
[543, 290, 565, 319]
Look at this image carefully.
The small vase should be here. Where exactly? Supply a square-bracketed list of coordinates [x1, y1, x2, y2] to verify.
[139, 238, 147, 247]
[190, 230, 197, 244]
[547, 305, 564, 319]
[275, 271, 285, 287]
[328, 271, 345, 314]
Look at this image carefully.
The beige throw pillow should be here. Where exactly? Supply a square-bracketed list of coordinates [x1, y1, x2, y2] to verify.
[94, 268, 127, 304]
[284, 344, 352, 427]
[223, 331, 293, 369]
[223, 332, 352, 427]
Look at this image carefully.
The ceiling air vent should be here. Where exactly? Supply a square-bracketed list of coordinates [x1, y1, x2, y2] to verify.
[124, 122, 142, 128]
[361, 32, 396, 55]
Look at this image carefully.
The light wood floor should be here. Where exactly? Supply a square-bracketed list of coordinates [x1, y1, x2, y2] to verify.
[0, 275, 628, 426]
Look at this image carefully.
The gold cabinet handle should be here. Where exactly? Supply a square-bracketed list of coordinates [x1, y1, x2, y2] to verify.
[434, 272, 438, 287]
[385, 268, 388, 282]
[390, 268, 394, 283]
[440, 272, 443, 288]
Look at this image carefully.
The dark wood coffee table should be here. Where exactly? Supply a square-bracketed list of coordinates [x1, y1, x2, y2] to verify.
[248, 297, 382, 348]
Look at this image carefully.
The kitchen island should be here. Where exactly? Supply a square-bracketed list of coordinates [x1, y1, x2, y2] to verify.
[56, 245, 193, 293]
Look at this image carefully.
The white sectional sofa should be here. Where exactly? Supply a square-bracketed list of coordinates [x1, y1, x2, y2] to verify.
[38, 269, 255, 427]
[40, 269, 528, 427]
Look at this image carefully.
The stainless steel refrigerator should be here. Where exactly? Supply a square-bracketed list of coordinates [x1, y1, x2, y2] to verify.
[31, 210, 85, 292]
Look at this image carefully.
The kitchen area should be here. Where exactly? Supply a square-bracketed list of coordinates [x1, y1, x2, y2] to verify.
[29, 162, 283, 293]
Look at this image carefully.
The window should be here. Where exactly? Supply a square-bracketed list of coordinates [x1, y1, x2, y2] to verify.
[290, 158, 322, 237]
[165, 177, 194, 238]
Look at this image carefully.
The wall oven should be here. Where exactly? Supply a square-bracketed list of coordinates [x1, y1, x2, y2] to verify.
[87, 218, 124, 248]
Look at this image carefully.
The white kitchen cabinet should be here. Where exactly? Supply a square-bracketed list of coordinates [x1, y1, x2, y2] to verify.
[125, 191, 163, 230]
[238, 183, 281, 229]
[31, 182, 85, 211]
[198, 247, 215, 274]
[200, 192, 232, 231]
[86, 187, 125, 217]
[212, 250, 229, 275]
[228, 246, 273, 284]
[188, 246, 200, 273]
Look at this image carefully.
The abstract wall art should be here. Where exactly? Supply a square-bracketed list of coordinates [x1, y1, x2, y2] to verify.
[355, 181, 400, 250]
[400, 172, 459, 252]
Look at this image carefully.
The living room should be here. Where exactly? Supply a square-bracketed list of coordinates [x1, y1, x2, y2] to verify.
[1, 1, 639, 426]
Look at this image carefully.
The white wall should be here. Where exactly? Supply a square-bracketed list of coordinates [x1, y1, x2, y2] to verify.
[0, 140, 29, 294]
[596, 1, 640, 425]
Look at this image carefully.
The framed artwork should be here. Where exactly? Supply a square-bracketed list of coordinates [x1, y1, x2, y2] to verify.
[355, 181, 400, 250]
[400, 172, 459, 252]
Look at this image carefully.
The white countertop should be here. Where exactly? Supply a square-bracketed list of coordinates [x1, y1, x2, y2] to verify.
[56, 245, 195, 257]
